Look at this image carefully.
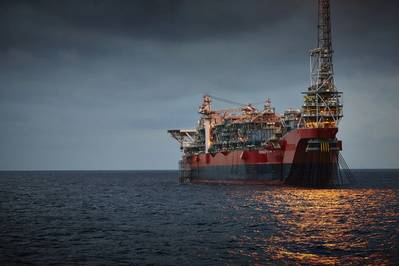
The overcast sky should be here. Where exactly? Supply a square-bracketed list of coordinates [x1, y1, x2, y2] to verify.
[0, 0, 398, 170]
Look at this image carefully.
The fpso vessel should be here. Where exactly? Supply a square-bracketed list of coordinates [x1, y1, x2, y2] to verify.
[168, 0, 349, 187]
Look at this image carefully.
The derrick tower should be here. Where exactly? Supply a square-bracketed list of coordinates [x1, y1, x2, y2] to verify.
[302, 0, 343, 128]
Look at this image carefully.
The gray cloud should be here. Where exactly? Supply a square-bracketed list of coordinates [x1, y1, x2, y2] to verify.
[0, 0, 398, 169]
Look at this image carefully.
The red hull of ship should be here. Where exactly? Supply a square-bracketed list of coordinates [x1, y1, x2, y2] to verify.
[184, 128, 341, 186]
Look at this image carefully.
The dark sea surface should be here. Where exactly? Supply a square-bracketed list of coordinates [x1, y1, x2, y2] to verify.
[0, 170, 398, 265]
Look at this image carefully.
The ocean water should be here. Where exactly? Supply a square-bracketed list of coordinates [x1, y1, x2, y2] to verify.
[0, 170, 398, 265]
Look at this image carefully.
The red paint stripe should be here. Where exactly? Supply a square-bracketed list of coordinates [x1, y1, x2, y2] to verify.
[189, 149, 283, 168]
[190, 179, 284, 185]
[190, 162, 280, 169]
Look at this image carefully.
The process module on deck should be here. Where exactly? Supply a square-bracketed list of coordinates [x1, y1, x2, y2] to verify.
[168, 0, 351, 187]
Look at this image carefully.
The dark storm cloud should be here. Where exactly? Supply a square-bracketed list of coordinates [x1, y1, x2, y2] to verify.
[0, 0, 398, 169]
[1, 0, 304, 44]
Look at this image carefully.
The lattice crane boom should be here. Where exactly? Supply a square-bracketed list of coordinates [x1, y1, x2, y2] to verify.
[302, 0, 343, 128]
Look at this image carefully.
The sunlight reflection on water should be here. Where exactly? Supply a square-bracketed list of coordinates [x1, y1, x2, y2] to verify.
[233, 188, 398, 265]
